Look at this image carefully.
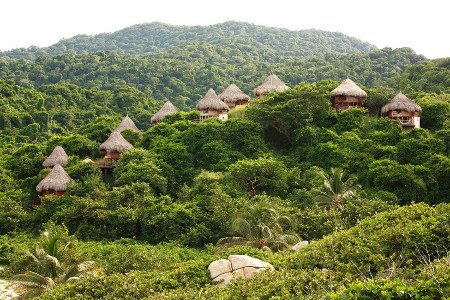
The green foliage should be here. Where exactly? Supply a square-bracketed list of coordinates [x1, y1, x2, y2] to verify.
[367, 159, 426, 203]
[247, 80, 336, 146]
[3, 201, 448, 299]
[416, 93, 450, 131]
[311, 167, 360, 209]
[11, 224, 95, 298]
[77, 115, 121, 143]
[0, 39, 448, 299]
[0, 232, 34, 272]
[285, 203, 450, 279]
[388, 57, 450, 94]
[113, 149, 167, 195]
[331, 256, 450, 299]
[218, 197, 299, 252]
[333, 108, 365, 132]
[224, 156, 289, 197]
[0, 46, 423, 109]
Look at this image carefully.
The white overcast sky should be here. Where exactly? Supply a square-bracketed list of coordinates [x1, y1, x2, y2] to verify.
[1, 0, 449, 58]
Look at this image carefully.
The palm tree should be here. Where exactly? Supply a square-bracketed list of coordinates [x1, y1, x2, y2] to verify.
[11, 227, 95, 298]
[217, 203, 300, 252]
[312, 167, 360, 210]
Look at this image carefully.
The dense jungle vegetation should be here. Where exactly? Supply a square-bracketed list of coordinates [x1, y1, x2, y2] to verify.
[0, 22, 449, 299]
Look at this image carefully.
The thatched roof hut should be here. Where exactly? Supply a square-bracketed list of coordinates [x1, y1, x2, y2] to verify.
[151, 101, 178, 123]
[196, 89, 229, 111]
[116, 115, 140, 132]
[99, 131, 134, 153]
[254, 74, 289, 97]
[42, 146, 68, 168]
[219, 84, 250, 106]
[381, 92, 422, 115]
[36, 164, 72, 192]
[331, 79, 367, 97]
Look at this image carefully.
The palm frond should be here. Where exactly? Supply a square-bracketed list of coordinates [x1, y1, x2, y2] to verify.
[77, 261, 95, 272]
[258, 223, 273, 240]
[12, 271, 51, 288]
[217, 236, 248, 246]
[21, 288, 47, 299]
[61, 265, 79, 282]
[66, 276, 81, 282]
[231, 217, 253, 237]
[26, 250, 46, 270]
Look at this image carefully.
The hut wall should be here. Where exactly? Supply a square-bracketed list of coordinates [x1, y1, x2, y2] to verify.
[225, 102, 236, 109]
[255, 92, 265, 99]
[218, 112, 228, 121]
[200, 109, 228, 121]
[105, 151, 121, 160]
[333, 96, 365, 110]
[235, 99, 249, 106]
[413, 116, 420, 128]
[387, 110, 420, 128]
[225, 99, 249, 108]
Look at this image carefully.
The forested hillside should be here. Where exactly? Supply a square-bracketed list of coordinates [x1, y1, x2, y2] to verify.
[0, 21, 375, 60]
[0, 21, 449, 299]
[389, 57, 450, 93]
[0, 47, 425, 109]
[1, 77, 449, 298]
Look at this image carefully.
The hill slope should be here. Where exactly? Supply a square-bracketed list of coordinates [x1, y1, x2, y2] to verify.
[0, 21, 375, 60]
[0, 46, 425, 108]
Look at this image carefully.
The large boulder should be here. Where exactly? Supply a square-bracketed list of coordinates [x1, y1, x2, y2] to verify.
[208, 259, 232, 279]
[208, 255, 274, 286]
[228, 255, 273, 270]
[291, 241, 309, 252]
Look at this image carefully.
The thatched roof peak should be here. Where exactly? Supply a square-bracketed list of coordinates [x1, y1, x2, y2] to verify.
[331, 79, 367, 97]
[381, 92, 422, 114]
[196, 88, 229, 111]
[116, 115, 140, 132]
[42, 146, 69, 167]
[151, 101, 178, 123]
[254, 74, 289, 96]
[99, 131, 134, 153]
[219, 84, 251, 103]
[36, 164, 72, 192]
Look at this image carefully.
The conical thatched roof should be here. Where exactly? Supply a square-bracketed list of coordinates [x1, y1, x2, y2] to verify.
[381, 92, 422, 114]
[219, 84, 251, 104]
[331, 79, 367, 97]
[42, 146, 69, 167]
[99, 131, 134, 153]
[196, 89, 229, 111]
[151, 101, 178, 123]
[36, 164, 72, 192]
[254, 74, 289, 96]
[116, 115, 140, 132]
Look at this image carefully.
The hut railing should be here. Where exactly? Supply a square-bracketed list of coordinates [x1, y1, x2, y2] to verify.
[95, 158, 116, 167]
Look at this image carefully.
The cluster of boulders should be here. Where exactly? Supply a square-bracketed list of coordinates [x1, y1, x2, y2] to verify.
[208, 255, 274, 286]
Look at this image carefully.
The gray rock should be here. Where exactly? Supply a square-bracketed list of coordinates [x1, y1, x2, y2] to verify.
[228, 255, 271, 270]
[212, 272, 233, 286]
[208, 255, 274, 286]
[208, 259, 232, 279]
[291, 241, 309, 252]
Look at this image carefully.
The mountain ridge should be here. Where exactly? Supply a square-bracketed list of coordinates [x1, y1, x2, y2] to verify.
[0, 21, 376, 60]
